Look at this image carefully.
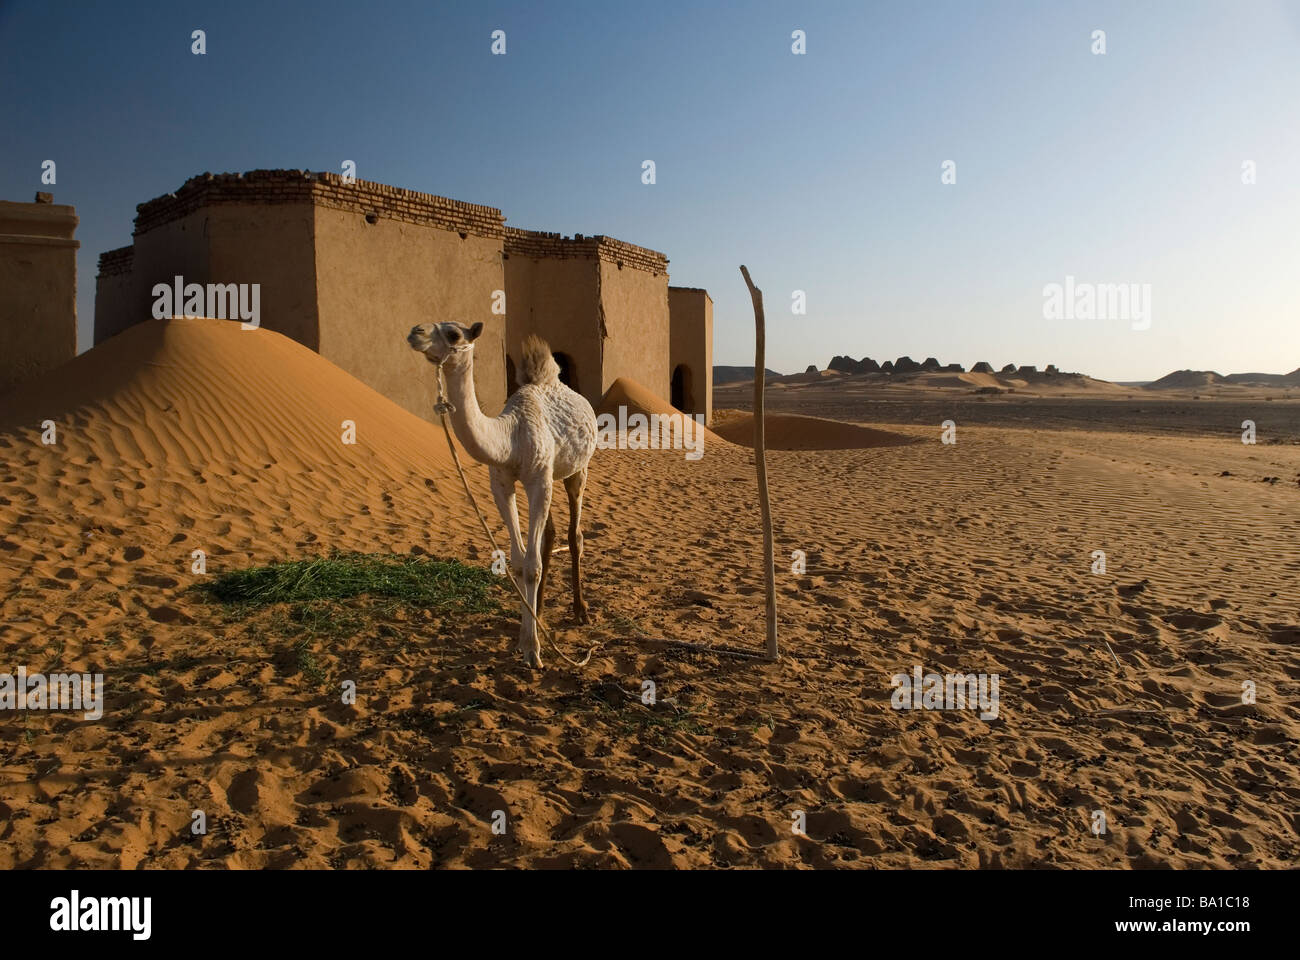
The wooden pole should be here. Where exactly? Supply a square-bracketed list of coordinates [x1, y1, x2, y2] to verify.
[740, 265, 778, 661]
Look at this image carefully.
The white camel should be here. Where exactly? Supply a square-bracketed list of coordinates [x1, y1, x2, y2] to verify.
[407, 321, 596, 668]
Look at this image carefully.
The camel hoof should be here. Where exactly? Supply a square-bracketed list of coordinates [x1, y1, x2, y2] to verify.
[518, 646, 543, 669]
[573, 604, 589, 625]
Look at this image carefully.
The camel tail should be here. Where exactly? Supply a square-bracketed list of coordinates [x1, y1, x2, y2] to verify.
[519, 334, 561, 385]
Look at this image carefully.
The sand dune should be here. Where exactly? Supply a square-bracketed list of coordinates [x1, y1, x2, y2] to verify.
[598, 376, 693, 421]
[0, 314, 490, 617]
[599, 379, 914, 451]
[597, 376, 720, 447]
[0, 315, 462, 474]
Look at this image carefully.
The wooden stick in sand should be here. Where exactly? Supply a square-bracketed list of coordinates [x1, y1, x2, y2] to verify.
[740, 265, 779, 661]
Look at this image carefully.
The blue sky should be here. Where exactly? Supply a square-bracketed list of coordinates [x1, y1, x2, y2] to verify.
[2, 0, 1297, 379]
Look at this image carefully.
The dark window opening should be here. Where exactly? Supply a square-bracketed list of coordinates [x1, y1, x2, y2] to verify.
[553, 352, 577, 392]
[671, 364, 693, 413]
[506, 355, 518, 396]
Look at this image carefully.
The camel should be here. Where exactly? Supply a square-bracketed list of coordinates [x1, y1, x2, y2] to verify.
[407, 321, 596, 668]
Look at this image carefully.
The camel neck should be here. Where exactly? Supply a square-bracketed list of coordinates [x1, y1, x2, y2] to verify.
[440, 353, 510, 468]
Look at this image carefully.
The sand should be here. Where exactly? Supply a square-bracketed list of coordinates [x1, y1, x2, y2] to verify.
[1, 318, 1298, 868]
[710, 411, 917, 451]
[600, 379, 916, 452]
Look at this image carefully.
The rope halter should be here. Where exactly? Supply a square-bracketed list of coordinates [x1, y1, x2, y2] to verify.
[428, 350, 468, 417]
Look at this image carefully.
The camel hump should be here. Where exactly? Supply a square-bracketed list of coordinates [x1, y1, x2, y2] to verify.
[519, 334, 560, 385]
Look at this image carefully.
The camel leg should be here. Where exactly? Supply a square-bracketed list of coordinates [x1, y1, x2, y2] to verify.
[518, 474, 553, 668]
[564, 469, 589, 624]
[489, 469, 524, 584]
[537, 509, 556, 616]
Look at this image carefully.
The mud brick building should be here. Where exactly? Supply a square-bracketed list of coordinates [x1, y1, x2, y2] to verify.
[93, 170, 712, 421]
[0, 193, 78, 395]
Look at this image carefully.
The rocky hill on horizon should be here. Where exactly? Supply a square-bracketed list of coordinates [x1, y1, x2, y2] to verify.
[713, 365, 782, 385]
[1147, 367, 1300, 389]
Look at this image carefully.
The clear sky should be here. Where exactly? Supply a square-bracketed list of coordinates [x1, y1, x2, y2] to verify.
[2, 0, 1297, 380]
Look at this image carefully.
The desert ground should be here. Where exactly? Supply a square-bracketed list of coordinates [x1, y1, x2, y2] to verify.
[1, 317, 1297, 868]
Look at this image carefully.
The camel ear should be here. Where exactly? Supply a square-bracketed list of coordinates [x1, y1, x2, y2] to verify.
[466, 322, 484, 342]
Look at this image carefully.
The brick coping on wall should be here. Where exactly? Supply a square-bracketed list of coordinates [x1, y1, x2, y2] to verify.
[132, 170, 507, 240]
[113, 170, 670, 278]
[503, 226, 668, 277]
[97, 245, 134, 277]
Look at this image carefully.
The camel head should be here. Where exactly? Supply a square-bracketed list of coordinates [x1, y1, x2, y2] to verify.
[407, 321, 484, 365]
